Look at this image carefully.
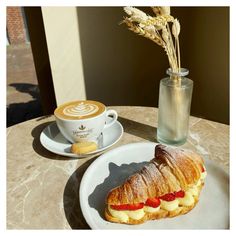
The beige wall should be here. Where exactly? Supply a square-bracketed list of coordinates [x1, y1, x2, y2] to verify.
[77, 7, 229, 124]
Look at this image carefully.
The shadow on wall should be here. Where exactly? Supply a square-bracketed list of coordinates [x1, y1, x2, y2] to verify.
[7, 83, 43, 127]
[172, 7, 229, 124]
[77, 7, 168, 108]
[76, 7, 229, 124]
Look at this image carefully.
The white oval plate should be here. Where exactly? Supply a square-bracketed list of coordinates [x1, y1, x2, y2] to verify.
[80, 142, 229, 229]
[40, 119, 123, 158]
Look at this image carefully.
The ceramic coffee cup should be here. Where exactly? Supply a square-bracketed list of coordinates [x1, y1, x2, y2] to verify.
[54, 100, 118, 144]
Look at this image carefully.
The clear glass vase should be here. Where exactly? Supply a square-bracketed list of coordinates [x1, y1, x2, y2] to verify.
[157, 68, 193, 145]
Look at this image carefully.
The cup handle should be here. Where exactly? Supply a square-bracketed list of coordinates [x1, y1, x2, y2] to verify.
[104, 109, 118, 129]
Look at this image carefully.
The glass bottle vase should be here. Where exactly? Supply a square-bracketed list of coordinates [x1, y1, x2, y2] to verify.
[157, 68, 193, 145]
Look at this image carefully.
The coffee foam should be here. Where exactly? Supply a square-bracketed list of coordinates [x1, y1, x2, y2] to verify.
[63, 102, 99, 117]
[54, 100, 105, 120]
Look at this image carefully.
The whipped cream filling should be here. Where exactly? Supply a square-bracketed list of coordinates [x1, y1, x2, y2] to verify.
[108, 170, 206, 222]
[196, 179, 202, 187]
[178, 191, 194, 206]
[108, 205, 145, 223]
[160, 199, 179, 211]
[201, 171, 207, 180]
[108, 205, 129, 223]
[188, 185, 199, 196]
[144, 205, 161, 213]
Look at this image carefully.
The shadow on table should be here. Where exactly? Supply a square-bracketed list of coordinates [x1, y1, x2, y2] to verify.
[63, 157, 97, 229]
[7, 83, 43, 127]
[31, 121, 75, 161]
[118, 116, 157, 142]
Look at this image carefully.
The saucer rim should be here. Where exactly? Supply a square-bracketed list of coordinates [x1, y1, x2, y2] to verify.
[39, 120, 124, 158]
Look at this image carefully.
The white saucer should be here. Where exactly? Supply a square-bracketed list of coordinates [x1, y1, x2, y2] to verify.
[40, 119, 123, 158]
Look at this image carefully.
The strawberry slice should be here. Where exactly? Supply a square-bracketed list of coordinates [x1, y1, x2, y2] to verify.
[159, 193, 176, 201]
[145, 197, 161, 208]
[201, 165, 205, 172]
[174, 190, 185, 198]
[110, 203, 144, 211]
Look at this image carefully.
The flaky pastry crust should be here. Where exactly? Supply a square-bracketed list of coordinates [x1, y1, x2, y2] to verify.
[105, 144, 205, 224]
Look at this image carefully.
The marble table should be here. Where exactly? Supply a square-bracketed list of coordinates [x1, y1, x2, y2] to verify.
[7, 106, 229, 229]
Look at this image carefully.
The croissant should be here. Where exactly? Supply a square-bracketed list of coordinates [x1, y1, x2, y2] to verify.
[105, 144, 207, 225]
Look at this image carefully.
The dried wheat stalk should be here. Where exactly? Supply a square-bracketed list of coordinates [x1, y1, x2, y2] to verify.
[122, 6, 182, 75]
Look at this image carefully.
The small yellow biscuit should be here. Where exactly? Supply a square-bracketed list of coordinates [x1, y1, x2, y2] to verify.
[71, 141, 98, 155]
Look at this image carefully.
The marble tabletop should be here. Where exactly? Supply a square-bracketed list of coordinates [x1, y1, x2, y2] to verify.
[7, 106, 229, 229]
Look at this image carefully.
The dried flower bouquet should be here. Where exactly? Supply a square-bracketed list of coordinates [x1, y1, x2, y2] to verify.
[122, 7, 193, 145]
[123, 6, 181, 74]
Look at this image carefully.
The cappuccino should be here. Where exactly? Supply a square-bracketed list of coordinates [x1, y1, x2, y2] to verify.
[54, 100, 118, 144]
[54, 100, 105, 120]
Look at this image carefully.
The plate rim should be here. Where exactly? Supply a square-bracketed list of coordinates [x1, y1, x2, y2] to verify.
[39, 120, 124, 158]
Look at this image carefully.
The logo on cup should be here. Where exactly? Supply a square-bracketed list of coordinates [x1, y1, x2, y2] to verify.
[72, 124, 96, 140]
[79, 124, 86, 130]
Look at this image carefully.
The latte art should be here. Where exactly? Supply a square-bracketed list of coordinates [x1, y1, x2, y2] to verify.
[54, 100, 105, 120]
[63, 103, 99, 117]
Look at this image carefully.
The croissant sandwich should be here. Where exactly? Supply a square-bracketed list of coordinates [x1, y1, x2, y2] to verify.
[105, 144, 207, 225]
